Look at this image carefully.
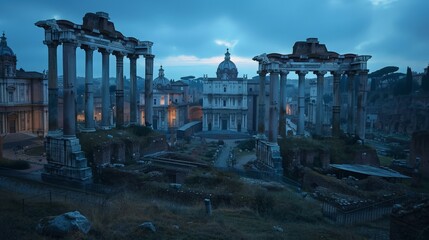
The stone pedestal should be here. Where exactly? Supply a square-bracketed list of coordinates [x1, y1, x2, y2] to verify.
[42, 135, 92, 184]
[255, 135, 283, 175]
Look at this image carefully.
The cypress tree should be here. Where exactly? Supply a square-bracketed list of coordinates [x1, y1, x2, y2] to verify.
[421, 66, 429, 92]
[405, 66, 413, 94]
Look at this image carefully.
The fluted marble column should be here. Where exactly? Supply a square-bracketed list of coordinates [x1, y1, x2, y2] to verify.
[129, 54, 138, 125]
[82, 45, 96, 132]
[115, 52, 125, 128]
[61, 37, 77, 137]
[356, 70, 369, 140]
[144, 54, 154, 127]
[346, 71, 356, 135]
[315, 71, 326, 136]
[99, 48, 111, 129]
[258, 71, 267, 135]
[268, 70, 280, 142]
[297, 71, 307, 136]
[331, 71, 342, 137]
[279, 70, 288, 138]
[46, 41, 59, 133]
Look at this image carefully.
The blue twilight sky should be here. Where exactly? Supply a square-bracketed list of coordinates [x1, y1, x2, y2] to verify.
[0, 0, 428, 80]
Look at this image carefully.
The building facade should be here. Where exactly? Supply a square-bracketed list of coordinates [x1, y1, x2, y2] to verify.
[140, 66, 189, 131]
[202, 50, 248, 132]
[0, 33, 48, 135]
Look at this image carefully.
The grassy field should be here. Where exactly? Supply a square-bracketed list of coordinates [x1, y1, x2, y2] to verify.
[0, 174, 390, 239]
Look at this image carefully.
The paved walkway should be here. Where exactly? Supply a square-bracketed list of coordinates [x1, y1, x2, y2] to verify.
[1, 133, 46, 172]
[214, 140, 236, 168]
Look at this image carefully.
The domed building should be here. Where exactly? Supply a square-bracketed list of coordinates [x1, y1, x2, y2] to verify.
[202, 49, 248, 132]
[0, 33, 48, 135]
[140, 66, 190, 131]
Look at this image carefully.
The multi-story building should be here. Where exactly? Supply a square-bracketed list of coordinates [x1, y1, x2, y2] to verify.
[140, 66, 189, 131]
[0, 33, 48, 135]
[202, 50, 248, 132]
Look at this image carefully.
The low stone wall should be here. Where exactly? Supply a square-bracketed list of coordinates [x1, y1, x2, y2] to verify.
[92, 135, 169, 166]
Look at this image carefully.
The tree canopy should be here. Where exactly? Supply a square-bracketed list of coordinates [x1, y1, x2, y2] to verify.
[369, 66, 399, 78]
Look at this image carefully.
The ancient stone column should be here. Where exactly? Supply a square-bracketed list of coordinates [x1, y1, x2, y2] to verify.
[82, 45, 96, 132]
[331, 71, 343, 137]
[356, 70, 369, 140]
[61, 36, 77, 137]
[128, 54, 139, 126]
[46, 41, 59, 133]
[268, 70, 280, 142]
[257, 71, 267, 135]
[144, 54, 154, 127]
[297, 71, 308, 136]
[346, 71, 356, 135]
[279, 70, 289, 138]
[315, 71, 326, 136]
[114, 52, 125, 128]
[99, 48, 111, 129]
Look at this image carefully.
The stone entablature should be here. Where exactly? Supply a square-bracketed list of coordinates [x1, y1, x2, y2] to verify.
[253, 38, 371, 174]
[36, 14, 152, 56]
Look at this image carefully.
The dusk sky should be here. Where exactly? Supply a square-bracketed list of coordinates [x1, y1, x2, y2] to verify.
[1, 0, 428, 80]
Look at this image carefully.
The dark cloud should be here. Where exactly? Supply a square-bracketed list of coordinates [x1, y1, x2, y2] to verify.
[0, 0, 427, 79]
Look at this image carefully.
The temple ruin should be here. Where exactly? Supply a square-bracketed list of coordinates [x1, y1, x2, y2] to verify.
[35, 12, 154, 183]
[253, 38, 371, 174]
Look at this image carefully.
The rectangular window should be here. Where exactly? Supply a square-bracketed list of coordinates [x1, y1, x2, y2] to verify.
[9, 92, 13, 102]
[153, 98, 157, 105]
[223, 100, 226, 107]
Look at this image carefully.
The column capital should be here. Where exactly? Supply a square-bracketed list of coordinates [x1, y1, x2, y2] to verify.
[81, 44, 97, 52]
[314, 70, 327, 76]
[330, 70, 344, 76]
[98, 48, 113, 55]
[268, 69, 280, 74]
[257, 70, 267, 76]
[44, 40, 60, 47]
[345, 70, 357, 76]
[280, 70, 289, 76]
[144, 54, 155, 59]
[296, 70, 308, 76]
[358, 69, 369, 75]
[127, 54, 139, 60]
[113, 51, 126, 58]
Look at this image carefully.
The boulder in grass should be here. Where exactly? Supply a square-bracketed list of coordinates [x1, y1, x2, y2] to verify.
[139, 221, 156, 233]
[36, 211, 91, 237]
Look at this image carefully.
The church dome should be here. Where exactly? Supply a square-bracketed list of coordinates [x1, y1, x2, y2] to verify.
[216, 49, 238, 80]
[153, 65, 170, 88]
[0, 33, 15, 56]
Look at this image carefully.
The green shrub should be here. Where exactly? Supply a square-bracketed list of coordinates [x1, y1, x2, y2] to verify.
[131, 125, 152, 136]
[236, 139, 255, 151]
[253, 189, 274, 215]
[0, 159, 30, 170]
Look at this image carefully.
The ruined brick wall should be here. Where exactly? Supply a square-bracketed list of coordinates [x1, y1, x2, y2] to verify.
[409, 131, 429, 178]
